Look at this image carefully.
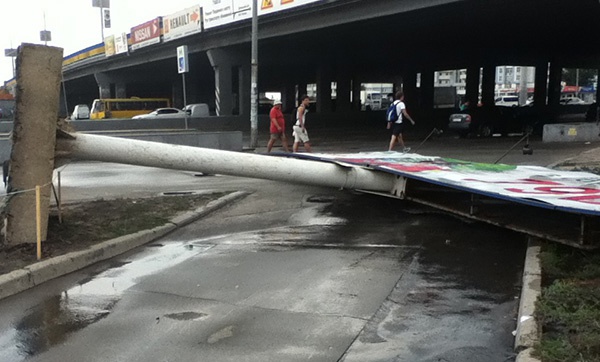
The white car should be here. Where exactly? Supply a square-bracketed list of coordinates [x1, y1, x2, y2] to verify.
[132, 108, 186, 119]
[560, 97, 586, 105]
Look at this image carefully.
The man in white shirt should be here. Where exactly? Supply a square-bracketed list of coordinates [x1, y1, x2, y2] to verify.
[387, 91, 416, 152]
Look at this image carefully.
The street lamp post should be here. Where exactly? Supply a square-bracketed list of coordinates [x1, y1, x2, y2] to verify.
[250, 0, 258, 149]
[92, 0, 110, 42]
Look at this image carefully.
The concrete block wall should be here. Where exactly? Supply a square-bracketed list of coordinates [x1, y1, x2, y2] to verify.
[543, 123, 600, 143]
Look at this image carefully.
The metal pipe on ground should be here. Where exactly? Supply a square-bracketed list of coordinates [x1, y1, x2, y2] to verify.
[56, 132, 397, 193]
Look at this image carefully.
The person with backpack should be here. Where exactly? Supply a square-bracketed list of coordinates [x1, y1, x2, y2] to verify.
[387, 91, 415, 152]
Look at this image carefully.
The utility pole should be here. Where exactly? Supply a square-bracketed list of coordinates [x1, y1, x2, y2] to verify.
[92, 0, 110, 42]
[250, 0, 258, 149]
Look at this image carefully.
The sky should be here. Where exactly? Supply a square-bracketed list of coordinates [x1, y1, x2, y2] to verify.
[1, 0, 204, 83]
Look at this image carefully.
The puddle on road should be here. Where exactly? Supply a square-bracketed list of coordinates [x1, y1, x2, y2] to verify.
[0, 242, 213, 361]
[164, 312, 208, 321]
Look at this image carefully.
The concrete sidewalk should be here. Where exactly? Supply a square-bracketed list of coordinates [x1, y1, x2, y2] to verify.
[0, 191, 248, 300]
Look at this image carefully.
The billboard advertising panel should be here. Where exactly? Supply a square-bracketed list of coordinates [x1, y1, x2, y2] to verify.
[114, 33, 128, 55]
[203, 0, 322, 29]
[163, 5, 202, 42]
[259, 0, 322, 15]
[130, 18, 161, 51]
[104, 35, 116, 57]
[203, 0, 252, 29]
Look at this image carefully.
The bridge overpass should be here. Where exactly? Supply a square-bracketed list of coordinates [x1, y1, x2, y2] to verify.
[13, 0, 600, 128]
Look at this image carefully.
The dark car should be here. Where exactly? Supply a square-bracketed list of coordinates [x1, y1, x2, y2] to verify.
[448, 106, 536, 137]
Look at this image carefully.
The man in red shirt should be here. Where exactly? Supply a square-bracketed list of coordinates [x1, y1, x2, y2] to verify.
[267, 100, 290, 153]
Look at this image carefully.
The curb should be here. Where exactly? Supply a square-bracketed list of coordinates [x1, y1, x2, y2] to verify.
[0, 191, 248, 301]
[514, 237, 542, 362]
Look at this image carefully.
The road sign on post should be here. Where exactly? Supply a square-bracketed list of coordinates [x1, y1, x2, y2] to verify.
[40, 31, 52, 43]
[177, 45, 189, 74]
[103, 9, 111, 28]
[92, 0, 110, 7]
[177, 46, 189, 129]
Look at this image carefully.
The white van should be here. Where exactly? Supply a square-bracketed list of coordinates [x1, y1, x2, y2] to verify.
[71, 104, 90, 120]
[183, 103, 210, 117]
[494, 96, 519, 107]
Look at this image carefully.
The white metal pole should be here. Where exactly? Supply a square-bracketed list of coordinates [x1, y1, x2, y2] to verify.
[182, 73, 188, 130]
[100, 7, 105, 41]
[57, 133, 396, 192]
[250, 0, 258, 149]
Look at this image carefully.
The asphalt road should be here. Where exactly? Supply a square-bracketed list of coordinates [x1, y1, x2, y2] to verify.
[0, 159, 527, 362]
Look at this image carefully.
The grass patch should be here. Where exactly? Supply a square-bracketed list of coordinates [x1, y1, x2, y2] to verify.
[534, 243, 600, 362]
[0, 193, 228, 274]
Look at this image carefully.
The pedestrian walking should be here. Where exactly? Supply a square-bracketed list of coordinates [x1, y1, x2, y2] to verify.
[292, 95, 313, 153]
[387, 91, 415, 152]
[267, 100, 290, 153]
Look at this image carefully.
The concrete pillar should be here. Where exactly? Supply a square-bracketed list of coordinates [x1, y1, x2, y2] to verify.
[465, 66, 480, 104]
[6, 44, 64, 245]
[316, 66, 332, 113]
[115, 83, 127, 99]
[402, 70, 418, 108]
[336, 77, 352, 112]
[391, 75, 403, 94]
[533, 62, 549, 107]
[420, 70, 434, 110]
[547, 61, 562, 107]
[297, 83, 307, 98]
[596, 68, 600, 106]
[282, 83, 296, 114]
[481, 65, 496, 108]
[207, 48, 244, 116]
[94, 72, 112, 99]
[352, 77, 362, 111]
[239, 63, 251, 116]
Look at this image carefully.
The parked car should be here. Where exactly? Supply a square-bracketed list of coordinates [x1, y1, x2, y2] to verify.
[71, 104, 90, 120]
[183, 103, 210, 117]
[132, 108, 187, 119]
[560, 97, 586, 105]
[494, 96, 519, 107]
[448, 106, 535, 137]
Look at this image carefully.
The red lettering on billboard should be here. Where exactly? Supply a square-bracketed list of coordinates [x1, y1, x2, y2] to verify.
[506, 186, 600, 195]
[131, 18, 161, 44]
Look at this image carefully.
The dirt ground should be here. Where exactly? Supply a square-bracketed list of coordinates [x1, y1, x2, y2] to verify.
[0, 193, 226, 275]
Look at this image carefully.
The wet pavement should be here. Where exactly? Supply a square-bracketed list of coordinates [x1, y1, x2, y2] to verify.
[0, 163, 526, 361]
[2, 128, 594, 361]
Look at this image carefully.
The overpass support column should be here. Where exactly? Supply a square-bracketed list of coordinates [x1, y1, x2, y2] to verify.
[283, 83, 296, 113]
[317, 66, 332, 113]
[420, 70, 434, 110]
[465, 66, 480, 104]
[336, 76, 351, 112]
[207, 48, 242, 116]
[403, 71, 417, 109]
[115, 83, 127, 99]
[481, 65, 496, 107]
[94, 72, 112, 99]
[239, 64, 250, 116]
[298, 83, 307, 98]
[352, 77, 361, 111]
[533, 62, 549, 107]
[547, 61, 562, 107]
